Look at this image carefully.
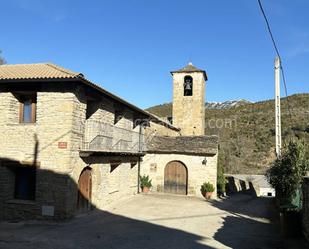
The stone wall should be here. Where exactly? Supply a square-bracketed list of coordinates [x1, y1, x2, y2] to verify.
[69, 87, 140, 212]
[140, 153, 217, 198]
[172, 72, 205, 136]
[0, 89, 77, 220]
[302, 177, 309, 241]
[0, 80, 211, 221]
[80, 156, 139, 210]
[145, 121, 180, 138]
[0, 85, 143, 220]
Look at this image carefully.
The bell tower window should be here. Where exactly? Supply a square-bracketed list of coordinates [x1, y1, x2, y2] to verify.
[184, 76, 193, 96]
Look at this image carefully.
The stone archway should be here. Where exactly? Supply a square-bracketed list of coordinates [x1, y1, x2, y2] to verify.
[164, 161, 188, 195]
[77, 167, 92, 212]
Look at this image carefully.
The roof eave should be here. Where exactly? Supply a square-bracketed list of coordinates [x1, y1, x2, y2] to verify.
[170, 70, 208, 81]
[78, 78, 180, 131]
[0, 77, 180, 132]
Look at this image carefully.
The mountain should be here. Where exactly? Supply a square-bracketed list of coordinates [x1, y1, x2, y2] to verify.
[146, 93, 309, 174]
[205, 99, 251, 109]
[146, 99, 251, 118]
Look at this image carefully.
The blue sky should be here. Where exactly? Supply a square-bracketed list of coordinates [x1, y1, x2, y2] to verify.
[1, 0, 309, 108]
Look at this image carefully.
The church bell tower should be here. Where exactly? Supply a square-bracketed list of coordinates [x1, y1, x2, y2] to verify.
[171, 62, 207, 136]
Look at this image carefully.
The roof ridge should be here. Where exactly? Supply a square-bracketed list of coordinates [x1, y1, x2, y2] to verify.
[0, 62, 49, 67]
[45, 63, 82, 78]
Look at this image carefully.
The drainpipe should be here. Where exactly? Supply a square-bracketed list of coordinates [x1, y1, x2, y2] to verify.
[137, 157, 141, 194]
[137, 123, 142, 194]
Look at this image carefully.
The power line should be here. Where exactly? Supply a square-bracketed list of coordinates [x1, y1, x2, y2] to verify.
[257, 0, 293, 122]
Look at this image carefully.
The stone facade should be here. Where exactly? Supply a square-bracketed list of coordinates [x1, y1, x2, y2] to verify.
[172, 71, 206, 136]
[0, 62, 218, 221]
[0, 82, 144, 220]
[145, 121, 180, 138]
[0, 88, 80, 220]
[140, 153, 217, 197]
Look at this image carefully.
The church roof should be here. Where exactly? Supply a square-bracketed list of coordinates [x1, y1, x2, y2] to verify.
[171, 62, 207, 80]
[146, 135, 218, 156]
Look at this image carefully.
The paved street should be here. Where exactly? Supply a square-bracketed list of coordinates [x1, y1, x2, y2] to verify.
[0, 193, 308, 249]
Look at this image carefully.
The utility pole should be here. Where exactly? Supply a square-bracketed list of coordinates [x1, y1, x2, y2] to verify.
[275, 56, 282, 158]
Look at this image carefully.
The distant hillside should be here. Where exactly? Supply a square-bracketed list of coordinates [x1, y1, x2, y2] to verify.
[146, 94, 309, 174]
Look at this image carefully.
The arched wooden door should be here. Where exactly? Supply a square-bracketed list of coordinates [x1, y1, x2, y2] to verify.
[164, 161, 187, 195]
[77, 167, 92, 212]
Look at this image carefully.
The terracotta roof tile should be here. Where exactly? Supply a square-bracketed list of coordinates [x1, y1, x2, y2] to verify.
[0, 63, 83, 80]
[0, 62, 180, 131]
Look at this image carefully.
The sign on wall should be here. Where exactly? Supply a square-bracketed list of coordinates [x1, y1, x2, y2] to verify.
[150, 163, 157, 172]
[58, 142, 68, 149]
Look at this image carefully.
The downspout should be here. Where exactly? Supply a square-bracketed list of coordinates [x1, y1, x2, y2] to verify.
[137, 157, 141, 194]
[137, 123, 142, 194]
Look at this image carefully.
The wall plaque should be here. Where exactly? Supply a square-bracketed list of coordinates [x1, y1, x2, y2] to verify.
[58, 142, 68, 149]
[150, 163, 157, 172]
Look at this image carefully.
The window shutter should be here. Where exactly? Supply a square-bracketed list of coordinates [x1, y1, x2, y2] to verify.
[19, 102, 24, 123]
[31, 102, 36, 123]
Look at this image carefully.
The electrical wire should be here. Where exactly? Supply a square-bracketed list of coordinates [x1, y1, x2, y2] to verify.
[257, 0, 293, 122]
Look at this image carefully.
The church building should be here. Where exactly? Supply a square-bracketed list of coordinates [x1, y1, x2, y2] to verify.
[140, 63, 218, 196]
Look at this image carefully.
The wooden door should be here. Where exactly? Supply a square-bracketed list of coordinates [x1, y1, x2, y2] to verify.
[164, 161, 187, 195]
[77, 168, 92, 212]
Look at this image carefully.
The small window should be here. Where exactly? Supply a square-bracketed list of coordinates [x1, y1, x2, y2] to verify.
[133, 115, 142, 129]
[114, 110, 123, 124]
[19, 94, 36, 123]
[86, 100, 97, 120]
[184, 76, 193, 96]
[14, 167, 36, 200]
[167, 116, 173, 124]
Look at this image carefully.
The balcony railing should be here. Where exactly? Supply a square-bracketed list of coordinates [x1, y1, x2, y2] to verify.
[82, 120, 146, 154]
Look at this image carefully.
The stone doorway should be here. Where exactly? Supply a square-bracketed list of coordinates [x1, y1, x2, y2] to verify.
[164, 161, 187, 195]
[77, 167, 92, 212]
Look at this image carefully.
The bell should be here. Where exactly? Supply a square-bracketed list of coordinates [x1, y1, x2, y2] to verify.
[185, 82, 192, 90]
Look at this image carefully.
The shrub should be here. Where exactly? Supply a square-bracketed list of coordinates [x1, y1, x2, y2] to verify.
[140, 175, 152, 188]
[266, 140, 309, 200]
[201, 182, 215, 194]
[217, 152, 227, 193]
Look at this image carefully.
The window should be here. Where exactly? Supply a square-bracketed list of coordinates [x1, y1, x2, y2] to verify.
[114, 110, 123, 124]
[167, 116, 173, 124]
[184, 76, 193, 96]
[14, 167, 36, 200]
[19, 94, 36, 123]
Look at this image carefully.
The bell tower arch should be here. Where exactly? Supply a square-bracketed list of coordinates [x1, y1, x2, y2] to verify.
[171, 62, 207, 136]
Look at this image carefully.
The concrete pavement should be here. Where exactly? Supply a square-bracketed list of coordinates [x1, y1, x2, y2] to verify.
[0, 193, 308, 249]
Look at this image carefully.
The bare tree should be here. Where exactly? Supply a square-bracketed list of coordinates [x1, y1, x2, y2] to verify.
[0, 50, 6, 65]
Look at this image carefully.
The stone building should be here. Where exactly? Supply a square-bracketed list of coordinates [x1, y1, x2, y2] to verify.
[171, 62, 207, 136]
[0, 62, 218, 221]
[140, 63, 217, 196]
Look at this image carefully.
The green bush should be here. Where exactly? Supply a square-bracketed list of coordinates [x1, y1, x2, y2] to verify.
[140, 175, 152, 188]
[217, 152, 227, 192]
[266, 140, 309, 199]
[201, 182, 215, 194]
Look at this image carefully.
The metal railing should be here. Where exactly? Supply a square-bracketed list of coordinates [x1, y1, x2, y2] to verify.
[82, 120, 146, 153]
